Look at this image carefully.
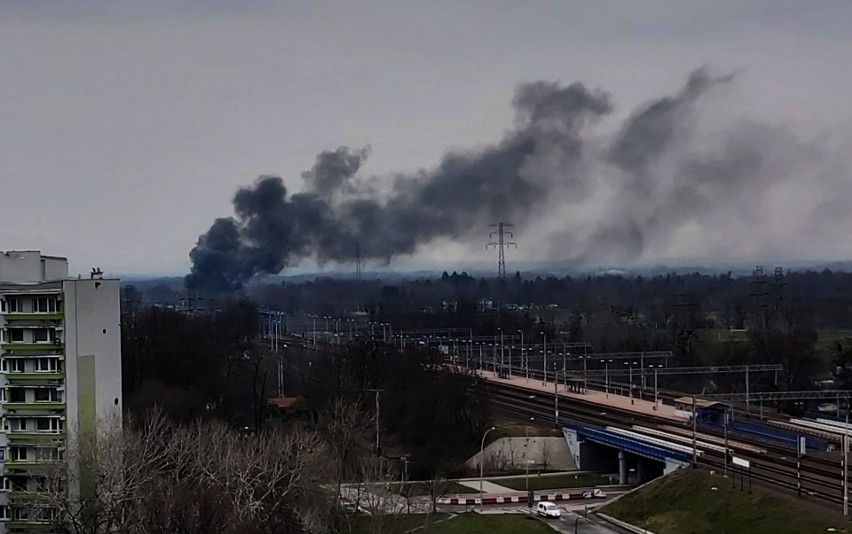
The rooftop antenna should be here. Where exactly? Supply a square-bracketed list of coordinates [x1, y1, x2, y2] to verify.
[486, 223, 517, 279]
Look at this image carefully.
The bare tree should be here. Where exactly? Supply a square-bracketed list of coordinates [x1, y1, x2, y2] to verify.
[425, 474, 454, 514]
[354, 456, 399, 534]
[39, 413, 333, 534]
[322, 398, 374, 503]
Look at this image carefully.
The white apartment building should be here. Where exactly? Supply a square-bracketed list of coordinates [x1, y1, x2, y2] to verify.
[0, 251, 121, 533]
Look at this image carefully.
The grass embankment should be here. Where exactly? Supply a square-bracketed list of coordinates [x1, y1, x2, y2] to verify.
[602, 468, 851, 533]
[350, 513, 554, 534]
[498, 472, 608, 491]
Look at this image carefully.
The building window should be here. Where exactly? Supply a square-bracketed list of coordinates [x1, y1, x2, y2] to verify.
[8, 418, 27, 431]
[34, 389, 59, 402]
[35, 358, 59, 372]
[7, 329, 24, 342]
[35, 418, 61, 432]
[33, 329, 49, 343]
[2, 359, 24, 373]
[6, 298, 20, 313]
[8, 389, 25, 403]
[10, 447, 28, 462]
[32, 297, 58, 313]
[35, 447, 60, 462]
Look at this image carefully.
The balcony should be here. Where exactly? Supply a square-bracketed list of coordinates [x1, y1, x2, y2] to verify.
[3, 460, 62, 471]
[2, 403, 64, 413]
[6, 520, 56, 532]
[6, 431, 65, 443]
[7, 491, 51, 502]
[4, 373, 64, 385]
[0, 343, 63, 352]
[3, 313, 63, 322]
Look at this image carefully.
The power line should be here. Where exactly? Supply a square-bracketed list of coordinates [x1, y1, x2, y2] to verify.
[486, 222, 517, 279]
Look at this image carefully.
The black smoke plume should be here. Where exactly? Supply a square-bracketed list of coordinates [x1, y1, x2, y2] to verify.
[187, 67, 849, 290]
[187, 79, 611, 290]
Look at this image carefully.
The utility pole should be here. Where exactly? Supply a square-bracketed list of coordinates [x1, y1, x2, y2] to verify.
[723, 410, 729, 477]
[368, 388, 384, 454]
[486, 222, 517, 279]
[845, 407, 849, 516]
[692, 395, 698, 468]
[554, 366, 559, 429]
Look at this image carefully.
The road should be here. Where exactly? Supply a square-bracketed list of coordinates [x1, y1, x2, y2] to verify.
[435, 500, 631, 533]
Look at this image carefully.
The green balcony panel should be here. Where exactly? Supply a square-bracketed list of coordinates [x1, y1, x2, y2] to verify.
[7, 491, 51, 502]
[1, 343, 63, 351]
[3, 402, 65, 412]
[6, 522, 55, 532]
[3, 460, 62, 470]
[4, 373, 64, 383]
[6, 431, 66, 442]
[3, 313, 63, 322]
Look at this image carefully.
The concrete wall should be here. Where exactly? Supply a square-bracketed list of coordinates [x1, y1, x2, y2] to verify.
[466, 437, 576, 472]
[63, 278, 123, 435]
[0, 251, 68, 283]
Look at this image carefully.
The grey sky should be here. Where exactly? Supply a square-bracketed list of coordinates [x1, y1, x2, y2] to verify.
[3, 1, 852, 276]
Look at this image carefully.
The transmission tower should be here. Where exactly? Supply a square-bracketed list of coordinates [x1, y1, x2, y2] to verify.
[750, 265, 770, 329]
[486, 222, 517, 279]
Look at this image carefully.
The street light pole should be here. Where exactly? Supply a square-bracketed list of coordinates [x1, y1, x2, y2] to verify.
[692, 395, 698, 468]
[541, 332, 547, 385]
[844, 407, 849, 516]
[554, 365, 559, 428]
[653, 365, 659, 409]
[480, 427, 497, 511]
[518, 330, 526, 380]
[499, 328, 505, 376]
[628, 361, 635, 405]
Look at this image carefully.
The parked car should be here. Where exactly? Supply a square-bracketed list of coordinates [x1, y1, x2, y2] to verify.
[536, 501, 561, 518]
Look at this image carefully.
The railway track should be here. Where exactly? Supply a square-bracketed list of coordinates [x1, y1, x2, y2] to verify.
[483, 377, 849, 507]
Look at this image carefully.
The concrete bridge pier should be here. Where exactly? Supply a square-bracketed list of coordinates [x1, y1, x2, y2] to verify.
[618, 450, 628, 485]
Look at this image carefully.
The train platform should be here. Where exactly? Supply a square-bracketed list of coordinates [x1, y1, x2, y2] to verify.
[478, 370, 689, 422]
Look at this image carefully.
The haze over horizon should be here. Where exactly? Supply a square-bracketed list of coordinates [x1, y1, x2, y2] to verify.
[3, 2, 852, 278]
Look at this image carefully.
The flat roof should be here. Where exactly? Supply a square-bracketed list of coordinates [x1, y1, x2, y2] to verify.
[674, 396, 729, 409]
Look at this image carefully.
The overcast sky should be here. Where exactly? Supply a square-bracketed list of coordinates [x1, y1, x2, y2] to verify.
[3, 1, 852, 277]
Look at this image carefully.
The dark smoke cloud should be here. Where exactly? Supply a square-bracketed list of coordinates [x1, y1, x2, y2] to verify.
[187, 80, 611, 290]
[187, 67, 851, 290]
[300, 146, 371, 197]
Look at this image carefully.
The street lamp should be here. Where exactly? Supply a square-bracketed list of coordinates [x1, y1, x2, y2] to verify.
[480, 427, 497, 510]
[517, 330, 526, 380]
[648, 364, 661, 408]
[601, 359, 613, 398]
[498, 328, 505, 376]
[541, 331, 547, 385]
[624, 361, 637, 405]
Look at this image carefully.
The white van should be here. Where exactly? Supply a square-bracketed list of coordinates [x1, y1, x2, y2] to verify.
[536, 501, 561, 518]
